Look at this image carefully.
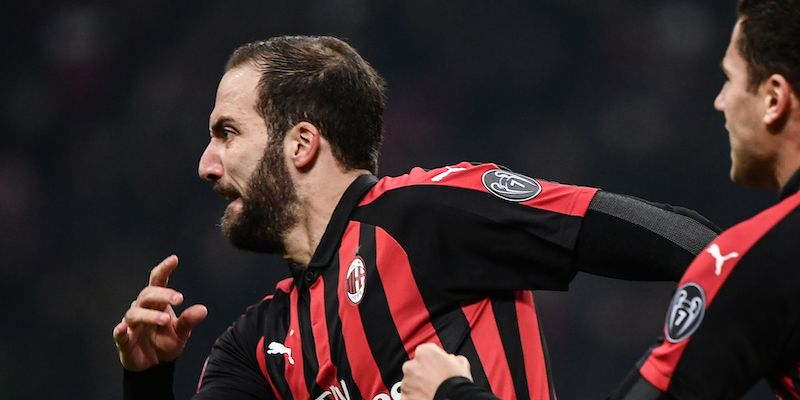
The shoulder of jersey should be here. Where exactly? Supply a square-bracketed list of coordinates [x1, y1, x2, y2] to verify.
[359, 162, 496, 206]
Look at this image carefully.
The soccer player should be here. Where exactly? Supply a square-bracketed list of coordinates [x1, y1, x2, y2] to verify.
[113, 36, 719, 399]
[401, 0, 800, 398]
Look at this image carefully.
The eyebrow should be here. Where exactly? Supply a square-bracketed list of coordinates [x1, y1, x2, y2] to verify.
[210, 116, 236, 133]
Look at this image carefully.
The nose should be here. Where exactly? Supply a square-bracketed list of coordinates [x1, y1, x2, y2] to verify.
[714, 86, 725, 112]
[198, 141, 223, 181]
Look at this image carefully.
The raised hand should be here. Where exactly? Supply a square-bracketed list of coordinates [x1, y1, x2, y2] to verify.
[113, 255, 208, 371]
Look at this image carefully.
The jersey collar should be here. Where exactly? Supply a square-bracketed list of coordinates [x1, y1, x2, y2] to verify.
[305, 174, 378, 270]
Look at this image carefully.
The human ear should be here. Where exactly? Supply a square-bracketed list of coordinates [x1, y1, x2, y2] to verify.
[763, 74, 791, 127]
[288, 122, 321, 169]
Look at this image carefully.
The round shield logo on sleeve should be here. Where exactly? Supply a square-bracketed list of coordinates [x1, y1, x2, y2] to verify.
[481, 169, 541, 202]
[665, 282, 706, 343]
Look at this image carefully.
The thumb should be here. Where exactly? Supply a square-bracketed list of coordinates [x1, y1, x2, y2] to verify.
[176, 304, 208, 341]
[456, 355, 473, 381]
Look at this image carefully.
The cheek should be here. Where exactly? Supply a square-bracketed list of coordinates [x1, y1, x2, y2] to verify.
[728, 113, 761, 160]
[228, 147, 261, 177]
[724, 95, 752, 132]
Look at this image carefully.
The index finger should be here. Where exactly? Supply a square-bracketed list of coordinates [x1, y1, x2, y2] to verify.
[149, 254, 179, 287]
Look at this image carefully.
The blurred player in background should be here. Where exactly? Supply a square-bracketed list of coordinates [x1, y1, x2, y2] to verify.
[113, 36, 718, 399]
[401, 0, 800, 398]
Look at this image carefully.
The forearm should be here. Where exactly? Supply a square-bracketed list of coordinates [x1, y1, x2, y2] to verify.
[575, 191, 720, 281]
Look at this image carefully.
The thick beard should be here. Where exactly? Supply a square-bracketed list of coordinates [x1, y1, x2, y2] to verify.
[220, 138, 299, 254]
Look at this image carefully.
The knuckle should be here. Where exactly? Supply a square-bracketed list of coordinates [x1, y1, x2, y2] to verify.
[401, 360, 413, 374]
[138, 286, 152, 299]
[138, 287, 173, 304]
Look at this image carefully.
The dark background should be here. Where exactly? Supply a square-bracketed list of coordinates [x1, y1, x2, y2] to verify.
[2, 1, 776, 398]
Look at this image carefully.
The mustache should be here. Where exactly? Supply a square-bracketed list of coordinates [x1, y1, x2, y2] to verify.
[212, 183, 242, 200]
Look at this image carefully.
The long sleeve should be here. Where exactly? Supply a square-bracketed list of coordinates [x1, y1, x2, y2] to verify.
[435, 377, 500, 400]
[354, 164, 720, 297]
[574, 191, 720, 281]
[124, 361, 176, 400]
[193, 299, 277, 400]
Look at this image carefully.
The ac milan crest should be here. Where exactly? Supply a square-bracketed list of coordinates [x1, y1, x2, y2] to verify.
[346, 256, 367, 305]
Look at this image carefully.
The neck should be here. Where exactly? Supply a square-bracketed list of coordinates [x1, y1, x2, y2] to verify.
[282, 169, 370, 267]
[774, 116, 800, 191]
[775, 155, 800, 192]
[766, 94, 800, 192]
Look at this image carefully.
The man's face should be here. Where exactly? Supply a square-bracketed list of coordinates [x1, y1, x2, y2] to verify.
[714, 20, 775, 187]
[199, 64, 299, 253]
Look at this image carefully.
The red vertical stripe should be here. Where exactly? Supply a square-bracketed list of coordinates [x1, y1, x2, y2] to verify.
[515, 291, 551, 400]
[374, 227, 442, 355]
[337, 221, 390, 398]
[283, 288, 307, 398]
[462, 299, 517, 400]
[310, 277, 340, 389]
[255, 336, 285, 400]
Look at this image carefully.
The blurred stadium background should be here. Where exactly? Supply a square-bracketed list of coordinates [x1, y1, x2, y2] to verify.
[2, 1, 775, 398]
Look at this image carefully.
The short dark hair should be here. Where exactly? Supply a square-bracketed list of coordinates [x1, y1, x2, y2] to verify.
[226, 36, 386, 174]
[736, 0, 800, 93]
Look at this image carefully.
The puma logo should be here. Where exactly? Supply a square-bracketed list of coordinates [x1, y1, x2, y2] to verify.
[267, 341, 295, 365]
[706, 243, 739, 276]
[431, 166, 467, 182]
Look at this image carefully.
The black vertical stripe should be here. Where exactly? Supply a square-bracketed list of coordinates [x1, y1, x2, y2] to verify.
[537, 302, 558, 400]
[264, 290, 294, 399]
[357, 223, 409, 389]
[430, 306, 491, 391]
[491, 295, 531, 399]
[452, 332, 491, 391]
[297, 285, 322, 395]
[323, 255, 363, 399]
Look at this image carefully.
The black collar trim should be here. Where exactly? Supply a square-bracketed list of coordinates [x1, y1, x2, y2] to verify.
[306, 174, 378, 270]
[779, 168, 800, 200]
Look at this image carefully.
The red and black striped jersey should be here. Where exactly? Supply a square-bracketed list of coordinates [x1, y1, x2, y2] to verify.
[610, 170, 800, 400]
[124, 162, 719, 400]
